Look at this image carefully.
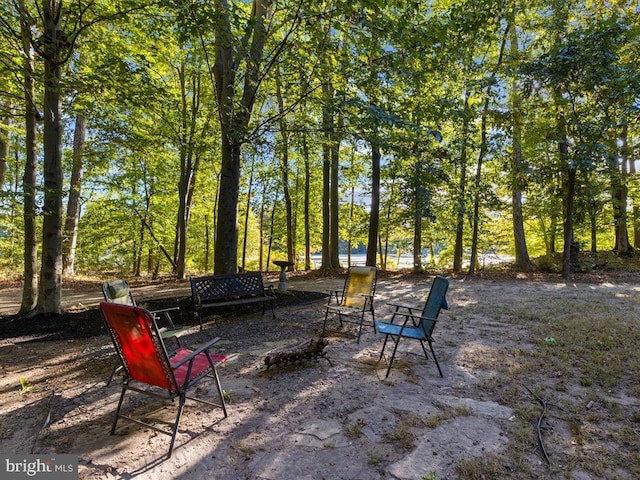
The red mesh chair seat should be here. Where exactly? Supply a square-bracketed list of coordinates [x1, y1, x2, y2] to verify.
[171, 347, 227, 388]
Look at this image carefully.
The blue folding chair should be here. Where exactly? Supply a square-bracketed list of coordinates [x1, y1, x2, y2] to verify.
[375, 276, 450, 378]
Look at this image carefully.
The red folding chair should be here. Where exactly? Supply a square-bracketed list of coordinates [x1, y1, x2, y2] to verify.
[99, 301, 228, 458]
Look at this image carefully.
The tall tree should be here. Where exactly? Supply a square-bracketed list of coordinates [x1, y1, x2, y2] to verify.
[211, 0, 273, 274]
[320, 80, 342, 269]
[25, 0, 150, 311]
[469, 19, 508, 277]
[62, 114, 86, 276]
[275, 69, 295, 268]
[366, 140, 381, 268]
[0, 112, 10, 189]
[453, 92, 471, 273]
[35, 0, 69, 312]
[19, 0, 39, 312]
[507, 5, 531, 270]
[173, 61, 209, 279]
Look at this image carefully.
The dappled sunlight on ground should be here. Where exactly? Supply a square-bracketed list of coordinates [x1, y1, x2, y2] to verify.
[2, 273, 640, 479]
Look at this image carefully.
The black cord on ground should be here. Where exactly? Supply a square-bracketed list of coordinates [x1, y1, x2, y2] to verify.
[522, 384, 551, 466]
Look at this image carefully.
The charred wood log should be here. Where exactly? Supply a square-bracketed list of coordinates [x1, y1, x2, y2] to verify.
[264, 338, 332, 370]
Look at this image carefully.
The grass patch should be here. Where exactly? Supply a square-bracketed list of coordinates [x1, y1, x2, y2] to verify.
[347, 419, 367, 438]
[462, 283, 640, 478]
[424, 406, 473, 429]
[385, 416, 418, 451]
[456, 453, 508, 479]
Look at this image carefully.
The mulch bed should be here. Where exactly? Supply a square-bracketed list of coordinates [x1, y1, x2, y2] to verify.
[0, 290, 328, 342]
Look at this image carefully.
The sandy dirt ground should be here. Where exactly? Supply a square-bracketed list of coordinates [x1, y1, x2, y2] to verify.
[1, 273, 639, 480]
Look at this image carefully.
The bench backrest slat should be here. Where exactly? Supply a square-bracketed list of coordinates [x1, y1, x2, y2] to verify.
[191, 272, 265, 300]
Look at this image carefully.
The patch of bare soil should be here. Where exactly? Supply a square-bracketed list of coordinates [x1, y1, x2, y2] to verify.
[1, 274, 639, 480]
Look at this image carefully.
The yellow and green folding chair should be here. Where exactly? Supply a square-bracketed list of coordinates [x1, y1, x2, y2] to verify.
[322, 266, 377, 343]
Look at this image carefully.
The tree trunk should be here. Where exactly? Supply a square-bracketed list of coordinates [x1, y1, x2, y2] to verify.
[204, 214, 211, 272]
[214, 140, 241, 274]
[134, 234, 142, 275]
[302, 136, 311, 270]
[330, 132, 340, 267]
[258, 179, 269, 271]
[562, 164, 576, 278]
[209, 171, 220, 272]
[0, 109, 10, 189]
[382, 177, 395, 271]
[557, 111, 573, 278]
[366, 139, 381, 267]
[348, 184, 354, 268]
[509, 18, 531, 270]
[62, 114, 86, 276]
[629, 144, 640, 248]
[212, 0, 269, 275]
[453, 92, 470, 273]
[320, 80, 342, 269]
[590, 208, 597, 253]
[241, 157, 255, 271]
[549, 213, 558, 254]
[549, 1, 574, 279]
[38, 0, 65, 313]
[321, 82, 332, 269]
[321, 140, 331, 268]
[469, 22, 508, 277]
[266, 189, 279, 272]
[613, 127, 632, 255]
[175, 65, 201, 279]
[413, 155, 423, 272]
[468, 103, 487, 278]
[276, 71, 295, 269]
[19, 0, 38, 313]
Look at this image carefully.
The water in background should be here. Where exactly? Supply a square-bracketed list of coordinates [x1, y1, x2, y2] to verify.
[309, 253, 421, 269]
[308, 252, 511, 270]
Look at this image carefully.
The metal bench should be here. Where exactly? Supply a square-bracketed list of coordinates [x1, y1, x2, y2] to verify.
[190, 272, 276, 329]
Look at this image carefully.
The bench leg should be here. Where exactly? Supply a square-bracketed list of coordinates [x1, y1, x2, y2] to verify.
[262, 300, 276, 319]
[193, 311, 203, 330]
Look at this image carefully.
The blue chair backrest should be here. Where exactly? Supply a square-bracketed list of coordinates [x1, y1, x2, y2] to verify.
[420, 276, 449, 337]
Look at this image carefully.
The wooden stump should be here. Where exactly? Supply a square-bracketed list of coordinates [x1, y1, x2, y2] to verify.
[264, 338, 332, 370]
